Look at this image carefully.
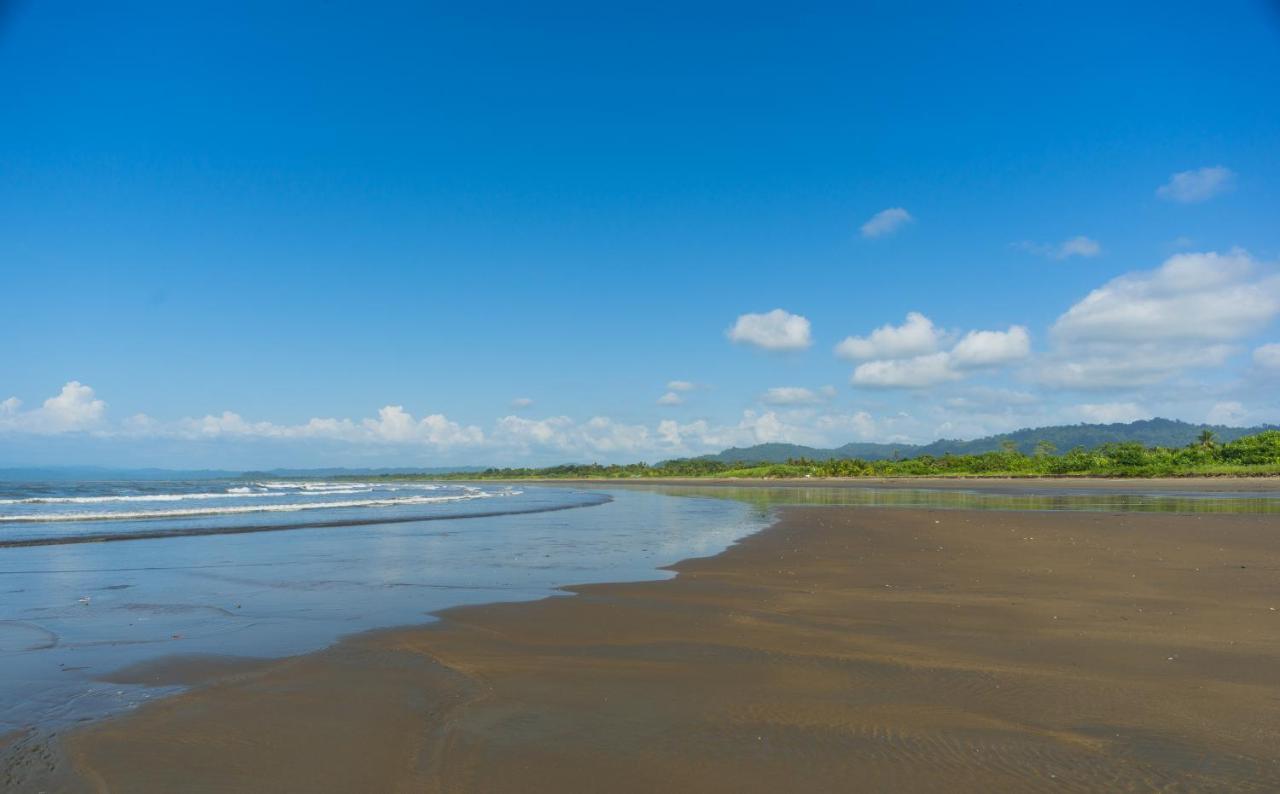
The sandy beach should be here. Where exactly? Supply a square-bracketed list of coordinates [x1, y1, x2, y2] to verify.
[10, 499, 1272, 792]
[534, 475, 1280, 492]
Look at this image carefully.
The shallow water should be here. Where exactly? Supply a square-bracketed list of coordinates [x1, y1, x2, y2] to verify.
[626, 483, 1280, 514]
[0, 486, 767, 734]
[0, 479, 539, 545]
[3, 479, 1278, 736]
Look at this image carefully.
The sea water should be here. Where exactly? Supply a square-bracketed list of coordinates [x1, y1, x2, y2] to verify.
[3, 478, 1278, 734]
[0, 481, 767, 733]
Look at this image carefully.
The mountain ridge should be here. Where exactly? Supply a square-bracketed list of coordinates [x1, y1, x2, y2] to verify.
[692, 418, 1278, 464]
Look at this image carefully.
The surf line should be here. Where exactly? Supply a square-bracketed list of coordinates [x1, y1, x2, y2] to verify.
[0, 494, 614, 549]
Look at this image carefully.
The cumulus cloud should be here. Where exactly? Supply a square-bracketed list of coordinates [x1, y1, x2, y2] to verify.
[835, 312, 940, 360]
[657, 391, 684, 406]
[727, 309, 812, 351]
[510, 397, 535, 409]
[361, 406, 483, 446]
[1053, 250, 1277, 343]
[1206, 401, 1247, 425]
[1038, 344, 1235, 389]
[950, 326, 1031, 368]
[760, 386, 826, 405]
[1073, 402, 1152, 424]
[1156, 166, 1235, 203]
[852, 352, 961, 389]
[1042, 250, 1280, 388]
[160, 405, 486, 447]
[666, 380, 696, 392]
[494, 415, 651, 456]
[40, 381, 106, 430]
[8, 382, 894, 460]
[840, 315, 1030, 388]
[1014, 236, 1101, 260]
[656, 409, 897, 455]
[0, 381, 106, 433]
[860, 207, 913, 239]
[1253, 343, 1280, 372]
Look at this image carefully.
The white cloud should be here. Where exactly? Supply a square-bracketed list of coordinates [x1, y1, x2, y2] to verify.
[1038, 343, 1235, 389]
[510, 397, 534, 409]
[0, 381, 106, 434]
[1052, 250, 1279, 343]
[160, 404, 485, 447]
[835, 312, 941, 360]
[1253, 343, 1280, 371]
[40, 381, 106, 430]
[1206, 401, 1247, 426]
[812, 410, 880, 441]
[362, 406, 483, 446]
[950, 326, 1031, 368]
[944, 387, 1038, 413]
[852, 352, 961, 389]
[760, 386, 824, 405]
[1058, 235, 1102, 259]
[655, 409, 889, 452]
[493, 415, 652, 456]
[657, 391, 684, 406]
[1156, 166, 1235, 203]
[1073, 402, 1152, 424]
[0, 382, 1023, 462]
[727, 309, 812, 351]
[839, 316, 1029, 388]
[1014, 236, 1101, 260]
[180, 411, 281, 439]
[120, 413, 159, 434]
[1042, 250, 1280, 388]
[860, 207, 913, 239]
[666, 380, 696, 392]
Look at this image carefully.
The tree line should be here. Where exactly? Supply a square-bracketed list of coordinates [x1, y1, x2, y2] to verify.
[415, 429, 1280, 480]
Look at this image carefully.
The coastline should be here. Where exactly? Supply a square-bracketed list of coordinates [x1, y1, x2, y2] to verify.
[24, 497, 1280, 792]
[480, 475, 1280, 492]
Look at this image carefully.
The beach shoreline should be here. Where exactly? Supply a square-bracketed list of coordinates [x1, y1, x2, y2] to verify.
[471, 475, 1280, 492]
[13, 492, 1277, 792]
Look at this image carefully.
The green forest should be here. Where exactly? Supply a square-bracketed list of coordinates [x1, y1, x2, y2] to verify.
[380, 430, 1280, 481]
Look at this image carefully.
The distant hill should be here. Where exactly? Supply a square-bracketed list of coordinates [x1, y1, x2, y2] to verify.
[0, 466, 245, 481]
[694, 419, 1279, 464]
[0, 465, 487, 481]
[240, 466, 487, 478]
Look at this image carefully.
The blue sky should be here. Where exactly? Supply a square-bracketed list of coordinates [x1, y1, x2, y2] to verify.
[2, 1, 1279, 467]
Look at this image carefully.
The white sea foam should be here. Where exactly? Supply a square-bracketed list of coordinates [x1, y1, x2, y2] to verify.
[0, 490, 506, 523]
[0, 491, 278, 505]
[0, 481, 449, 506]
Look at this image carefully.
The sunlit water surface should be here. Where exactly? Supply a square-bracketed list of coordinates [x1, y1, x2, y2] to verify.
[2, 480, 1277, 735]
[0, 486, 766, 733]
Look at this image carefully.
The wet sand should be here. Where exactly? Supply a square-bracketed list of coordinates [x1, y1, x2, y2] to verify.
[540, 475, 1280, 492]
[25, 505, 1280, 792]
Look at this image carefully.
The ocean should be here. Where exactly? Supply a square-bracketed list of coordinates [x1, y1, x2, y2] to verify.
[3, 478, 1277, 737]
[0, 480, 768, 734]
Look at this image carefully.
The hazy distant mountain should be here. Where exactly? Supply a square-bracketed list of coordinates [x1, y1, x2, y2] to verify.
[241, 466, 487, 478]
[0, 465, 486, 481]
[694, 419, 1278, 464]
[0, 466, 245, 481]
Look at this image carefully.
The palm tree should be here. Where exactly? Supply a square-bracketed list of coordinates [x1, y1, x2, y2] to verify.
[1197, 430, 1217, 449]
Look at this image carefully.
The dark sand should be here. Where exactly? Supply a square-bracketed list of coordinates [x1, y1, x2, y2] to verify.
[23, 506, 1280, 792]
[547, 475, 1280, 492]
